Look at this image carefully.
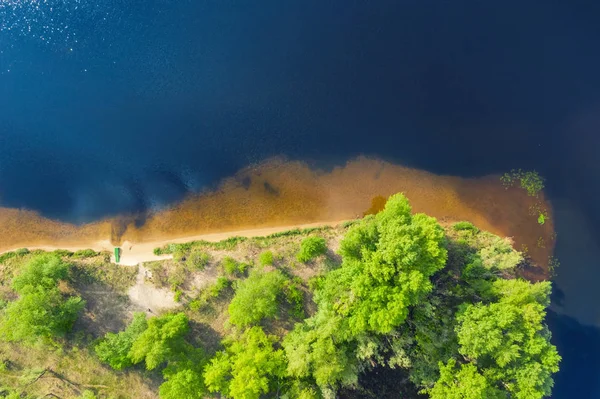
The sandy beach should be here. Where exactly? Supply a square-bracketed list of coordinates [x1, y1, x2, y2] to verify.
[0, 220, 345, 266]
[0, 158, 556, 273]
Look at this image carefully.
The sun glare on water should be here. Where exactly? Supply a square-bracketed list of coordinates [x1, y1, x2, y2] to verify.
[0, 0, 111, 48]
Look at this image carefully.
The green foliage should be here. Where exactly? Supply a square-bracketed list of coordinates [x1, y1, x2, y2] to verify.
[159, 347, 207, 399]
[160, 368, 206, 399]
[454, 279, 560, 399]
[94, 310, 208, 398]
[129, 313, 190, 370]
[296, 236, 328, 263]
[173, 248, 187, 263]
[283, 278, 305, 318]
[154, 236, 249, 256]
[168, 268, 186, 292]
[0, 254, 84, 344]
[189, 277, 233, 310]
[228, 271, 286, 327]
[221, 257, 249, 276]
[429, 359, 505, 399]
[72, 249, 99, 259]
[501, 169, 545, 196]
[0, 251, 17, 264]
[52, 249, 74, 257]
[209, 236, 248, 250]
[0, 286, 85, 344]
[79, 390, 98, 399]
[477, 235, 523, 270]
[283, 194, 449, 393]
[284, 309, 358, 389]
[15, 248, 30, 256]
[0, 193, 560, 399]
[261, 226, 332, 240]
[70, 257, 137, 293]
[331, 194, 448, 334]
[452, 221, 479, 233]
[95, 313, 148, 370]
[185, 250, 210, 271]
[258, 250, 274, 266]
[538, 213, 546, 225]
[12, 254, 69, 291]
[204, 326, 286, 399]
[210, 276, 232, 297]
[341, 219, 360, 229]
[2, 390, 30, 399]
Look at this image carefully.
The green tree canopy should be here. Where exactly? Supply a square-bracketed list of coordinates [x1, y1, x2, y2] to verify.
[159, 346, 208, 399]
[228, 270, 287, 327]
[0, 254, 84, 344]
[95, 312, 148, 370]
[453, 279, 560, 399]
[283, 194, 448, 393]
[204, 326, 286, 399]
[129, 313, 190, 370]
[429, 359, 506, 399]
[12, 253, 70, 292]
[323, 193, 448, 334]
[0, 285, 84, 343]
[284, 308, 357, 390]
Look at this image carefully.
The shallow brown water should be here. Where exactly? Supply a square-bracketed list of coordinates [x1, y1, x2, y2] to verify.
[0, 157, 554, 276]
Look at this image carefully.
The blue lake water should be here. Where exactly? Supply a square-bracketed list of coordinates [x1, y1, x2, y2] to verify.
[1, 1, 600, 396]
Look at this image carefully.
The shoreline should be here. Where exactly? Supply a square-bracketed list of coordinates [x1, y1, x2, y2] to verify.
[0, 220, 347, 266]
[0, 157, 556, 272]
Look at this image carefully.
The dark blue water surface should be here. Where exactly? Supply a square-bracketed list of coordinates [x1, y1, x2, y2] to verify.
[2, 1, 600, 396]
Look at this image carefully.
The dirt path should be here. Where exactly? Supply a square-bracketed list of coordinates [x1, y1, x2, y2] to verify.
[1, 220, 346, 266]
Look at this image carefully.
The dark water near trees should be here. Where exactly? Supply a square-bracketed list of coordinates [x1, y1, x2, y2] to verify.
[1, 1, 600, 396]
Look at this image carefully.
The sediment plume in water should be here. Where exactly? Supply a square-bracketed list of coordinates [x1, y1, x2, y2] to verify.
[0, 157, 554, 277]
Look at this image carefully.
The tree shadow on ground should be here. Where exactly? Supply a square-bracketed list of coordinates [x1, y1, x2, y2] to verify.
[188, 320, 223, 356]
[74, 282, 131, 337]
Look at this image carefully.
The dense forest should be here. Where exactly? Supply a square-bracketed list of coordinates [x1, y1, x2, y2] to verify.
[0, 194, 559, 398]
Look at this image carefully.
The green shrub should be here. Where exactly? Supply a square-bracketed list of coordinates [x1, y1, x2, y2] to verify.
[341, 220, 360, 228]
[186, 250, 210, 271]
[453, 221, 479, 233]
[79, 390, 98, 399]
[222, 257, 238, 275]
[95, 312, 148, 370]
[209, 277, 231, 297]
[203, 326, 285, 399]
[228, 271, 287, 327]
[221, 257, 250, 276]
[1, 254, 85, 344]
[174, 290, 183, 303]
[0, 251, 17, 264]
[52, 249, 74, 257]
[296, 236, 328, 263]
[73, 249, 99, 259]
[478, 236, 523, 270]
[258, 251, 274, 266]
[15, 248, 30, 256]
[210, 236, 247, 250]
[12, 253, 70, 291]
[173, 248, 187, 263]
[190, 277, 233, 311]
